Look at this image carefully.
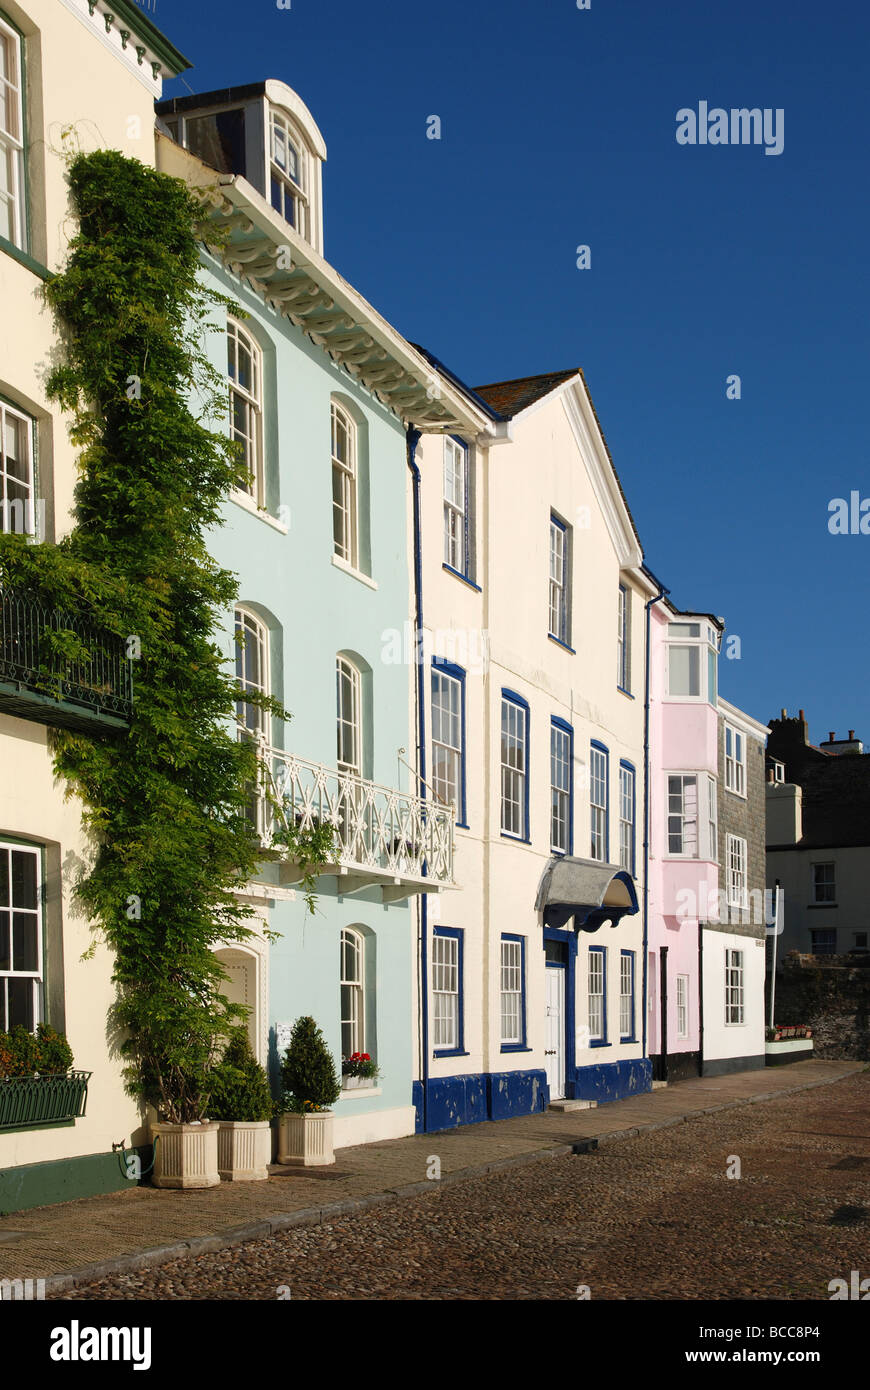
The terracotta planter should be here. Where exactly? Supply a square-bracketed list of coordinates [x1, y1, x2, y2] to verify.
[277, 1110, 334, 1166]
[150, 1121, 220, 1189]
[217, 1120, 272, 1181]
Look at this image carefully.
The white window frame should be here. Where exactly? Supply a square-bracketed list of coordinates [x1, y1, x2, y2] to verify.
[331, 401, 358, 568]
[726, 833, 748, 911]
[550, 723, 571, 854]
[590, 746, 608, 862]
[676, 973, 689, 1038]
[664, 620, 719, 703]
[340, 927, 364, 1060]
[234, 607, 270, 742]
[443, 438, 467, 574]
[548, 516, 569, 643]
[0, 18, 25, 251]
[667, 772, 717, 861]
[724, 723, 746, 796]
[500, 697, 528, 839]
[431, 667, 462, 816]
[336, 655, 362, 775]
[500, 937, 523, 1045]
[724, 948, 744, 1025]
[227, 319, 264, 507]
[0, 399, 35, 535]
[619, 764, 635, 874]
[811, 862, 836, 905]
[619, 952, 634, 1040]
[588, 948, 605, 1042]
[432, 932, 459, 1051]
[0, 841, 43, 1033]
[617, 584, 631, 692]
[268, 107, 308, 236]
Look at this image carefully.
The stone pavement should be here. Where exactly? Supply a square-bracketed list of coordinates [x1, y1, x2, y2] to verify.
[0, 1058, 859, 1291]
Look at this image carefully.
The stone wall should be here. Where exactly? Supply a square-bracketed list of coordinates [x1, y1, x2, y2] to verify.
[772, 954, 870, 1059]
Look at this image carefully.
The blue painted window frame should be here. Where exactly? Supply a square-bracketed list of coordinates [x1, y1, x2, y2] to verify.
[443, 435, 476, 585]
[618, 759, 636, 878]
[619, 948, 637, 1042]
[589, 944, 608, 1046]
[590, 740, 609, 862]
[550, 717, 574, 856]
[499, 933, 529, 1051]
[500, 689, 530, 843]
[432, 926, 466, 1057]
[431, 658, 467, 828]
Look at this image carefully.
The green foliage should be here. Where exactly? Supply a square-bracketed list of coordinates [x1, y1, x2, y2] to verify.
[0, 1024, 74, 1077]
[280, 1016, 341, 1113]
[269, 808, 338, 914]
[206, 1030, 275, 1122]
[0, 150, 290, 1124]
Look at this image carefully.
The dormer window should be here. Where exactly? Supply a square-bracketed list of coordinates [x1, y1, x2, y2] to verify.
[269, 109, 307, 235]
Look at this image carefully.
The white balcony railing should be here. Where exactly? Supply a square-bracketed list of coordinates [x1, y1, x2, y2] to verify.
[254, 744, 456, 897]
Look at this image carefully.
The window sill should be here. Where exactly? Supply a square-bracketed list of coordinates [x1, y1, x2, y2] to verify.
[620, 1036, 638, 1044]
[807, 902, 838, 909]
[442, 564, 481, 592]
[617, 686, 635, 700]
[589, 1040, 611, 1048]
[500, 831, 531, 845]
[339, 1085, 383, 1100]
[433, 1049, 468, 1059]
[331, 554, 378, 590]
[724, 787, 748, 801]
[547, 633, 575, 654]
[229, 489, 289, 534]
[0, 234, 52, 281]
[500, 1044, 532, 1053]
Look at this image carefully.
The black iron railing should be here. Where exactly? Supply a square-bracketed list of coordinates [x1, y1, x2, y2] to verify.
[0, 1071, 91, 1130]
[0, 587, 133, 722]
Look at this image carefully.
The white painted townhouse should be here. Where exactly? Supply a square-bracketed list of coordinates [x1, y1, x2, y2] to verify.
[410, 362, 659, 1129]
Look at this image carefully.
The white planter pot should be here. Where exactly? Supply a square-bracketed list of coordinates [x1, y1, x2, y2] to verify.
[277, 1111, 334, 1166]
[150, 1121, 220, 1189]
[216, 1120, 272, 1181]
[342, 1075, 375, 1091]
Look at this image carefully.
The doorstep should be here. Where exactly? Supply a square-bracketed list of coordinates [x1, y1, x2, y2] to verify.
[548, 1099, 598, 1112]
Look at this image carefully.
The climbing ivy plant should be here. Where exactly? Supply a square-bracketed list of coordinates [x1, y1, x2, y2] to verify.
[0, 150, 326, 1123]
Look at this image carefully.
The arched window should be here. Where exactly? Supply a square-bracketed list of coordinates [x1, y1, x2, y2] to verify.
[235, 607, 270, 742]
[336, 656, 361, 774]
[227, 319, 263, 505]
[269, 108, 307, 235]
[340, 927, 364, 1058]
[331, 402, 358, 567]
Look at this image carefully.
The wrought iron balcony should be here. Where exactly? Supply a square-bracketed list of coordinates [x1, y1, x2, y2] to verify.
[0, 587, 134, 732]
[254, 745, 456, 902]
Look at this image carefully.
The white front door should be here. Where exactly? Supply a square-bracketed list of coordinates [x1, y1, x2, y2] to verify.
[545, 965, 566, 1099]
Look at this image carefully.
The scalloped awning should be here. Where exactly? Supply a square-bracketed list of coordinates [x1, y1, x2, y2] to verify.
[535, 856, 639, 931]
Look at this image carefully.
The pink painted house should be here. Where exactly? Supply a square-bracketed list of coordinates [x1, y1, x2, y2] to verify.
[648, 601, 722, 1081]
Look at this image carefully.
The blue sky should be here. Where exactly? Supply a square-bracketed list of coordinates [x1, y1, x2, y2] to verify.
[156, 0, 869, 743]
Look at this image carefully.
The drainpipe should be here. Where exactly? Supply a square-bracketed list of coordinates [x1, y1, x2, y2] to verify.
[643, 578, 667, 1062]
[407, 427, 428, 1133]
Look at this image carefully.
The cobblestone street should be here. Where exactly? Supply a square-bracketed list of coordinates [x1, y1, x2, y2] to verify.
[54, 1072, 870, 1301]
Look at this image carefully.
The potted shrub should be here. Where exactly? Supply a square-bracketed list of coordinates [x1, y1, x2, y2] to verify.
[277, 1016, 341, 1166]
[341, 1051, 380, 1091]
[207, 1031, 275, 1181]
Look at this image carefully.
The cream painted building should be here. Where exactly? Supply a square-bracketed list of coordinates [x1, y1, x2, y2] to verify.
[0, 0, 188, 1210]
[410, 364, 658, 1128]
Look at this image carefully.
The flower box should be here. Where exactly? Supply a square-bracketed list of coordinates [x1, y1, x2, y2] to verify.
[216, 1120, 272, 1181]
[277, 1110, 334, 1166]
[341, 1075, 375, 1092]
[150, 1121, 220, 1188]
[0, 1071, 91, 1131]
